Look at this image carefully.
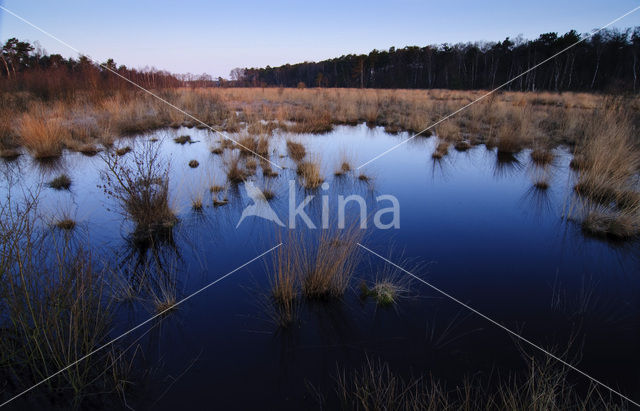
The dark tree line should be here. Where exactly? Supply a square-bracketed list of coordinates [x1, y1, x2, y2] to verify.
[0, 38, 193, 99]
[239, 28, 640, 92]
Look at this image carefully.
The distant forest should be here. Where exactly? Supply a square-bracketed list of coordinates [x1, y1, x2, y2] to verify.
[0, 38, 210, 99]
[3, 28, 640, 95]
[238, 28, 640, 92]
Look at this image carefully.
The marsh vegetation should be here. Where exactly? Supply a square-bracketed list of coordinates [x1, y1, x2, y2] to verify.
[1, 61, 639, 409]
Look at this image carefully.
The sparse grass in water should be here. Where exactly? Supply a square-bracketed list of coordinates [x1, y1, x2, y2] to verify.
[100, 141, 177, 241]
[223, 152, 248, 183]
[54, 217, 76, 230]
[432, 141, 449, 159]
[334, 159, 353, 177]
[335, 355, 621, 409]
[267, 237, 301, 327]
[301, 226, 363, 300]
[360, 281, 400, 306]
[49, 174, 72, 190]
[531, 148, 554, 165]
[534, 179, 550, 190]
[581, 207, 639, 240]
[173, 135, 192, 144]
[297, 159, 324, 189]
[192, 197, 204, 211]
[454, 140, 471, 151]
[286, 140, 306, 162]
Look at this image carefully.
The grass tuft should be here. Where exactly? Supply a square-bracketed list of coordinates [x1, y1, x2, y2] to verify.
[296, 158, 324, 189]
[49, 174, 72, 190]
[286, 140, 306, 162]
[432, 141, 449, 159]
[173, 135, 192, 144]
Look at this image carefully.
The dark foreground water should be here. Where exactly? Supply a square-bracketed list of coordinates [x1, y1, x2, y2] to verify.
[2, 124, 639, 409]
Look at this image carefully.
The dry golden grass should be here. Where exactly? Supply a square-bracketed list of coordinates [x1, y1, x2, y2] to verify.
[268, 236, 301, 327]
[569, 103, 640, 239]
[432, 141, 449, 159]
[223, 151, 248, 183]
[286, 140, 306, 162]
[530, 148, 554, 165]
[19, 105, 68, 158]
[300, 226, 363, 299]
[296, 157, 324, 189]
[2, 87, 634, 161]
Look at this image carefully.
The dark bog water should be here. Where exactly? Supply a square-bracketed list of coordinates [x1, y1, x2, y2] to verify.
[2, 124, 639, 409]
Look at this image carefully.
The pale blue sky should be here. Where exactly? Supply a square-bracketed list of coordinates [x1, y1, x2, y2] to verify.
[1, 0, 639, 78]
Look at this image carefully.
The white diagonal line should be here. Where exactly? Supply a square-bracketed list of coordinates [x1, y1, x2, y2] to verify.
[357, 242, 640, 408]
[0, 5, 282, 170]
[0, 243, 282, 408]
[356, 5, 640, 170]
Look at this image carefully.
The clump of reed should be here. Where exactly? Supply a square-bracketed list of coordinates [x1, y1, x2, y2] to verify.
[223, 151, 249, 183]
[233, 133, 259, 156]
[48, 174, 72, 190]
[256, 136, 270, 157]
[261, 159, 279, 178]
[533, 179, 550, 190]
[432, 141, 449, 159]
[454, 139, 471, 152]
[296, 157, 324, 189]
[492, 105, 535, 154]
[18, 104, 68, 159]
[581, 206, 639, 240]
[570, 104, 640, 239]
[359, 259, 412, 307]
[192, 196, 204, 211]
[267, 237, 301, 327]
[100, 140, 177, 241]
[286, 111, 333, 134]
[300, 226, 363, 300]
[530, 148, 554, 165]
[334, 155, 353, 177]
[262, 184, 276, 200]
[54, 216, 76, 230]
[210, 184, 225, 193]
[245, 157, 258, 174]
[286, 140, 306, 162]
[188, 159, 200, 168]
[357, 173, 372, 183]
[0, 146, 21, 159]
[360, 281, 400, 306]
[173, 135, 192, 145]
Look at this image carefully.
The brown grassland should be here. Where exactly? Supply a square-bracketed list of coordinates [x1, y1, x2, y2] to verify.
[1, 87, 639, 239]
